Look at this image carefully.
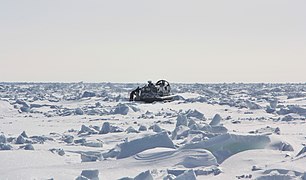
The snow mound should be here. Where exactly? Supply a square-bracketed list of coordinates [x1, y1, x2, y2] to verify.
[269, 140, 294, 151]
[258, 168, 306, 180]
[182, 133, 271, 163]
[257, 174, 299, 180]
[134, 148, 217, 168]
[0, 100, 16, 114]
[116, 132, 175, 159]
[184, 96, 207, 103]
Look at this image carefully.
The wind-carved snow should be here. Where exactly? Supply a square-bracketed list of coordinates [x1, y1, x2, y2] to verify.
[115, 132, 175, 159]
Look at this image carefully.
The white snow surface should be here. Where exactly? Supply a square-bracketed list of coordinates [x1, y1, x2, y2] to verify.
[0, 82, 305, 180]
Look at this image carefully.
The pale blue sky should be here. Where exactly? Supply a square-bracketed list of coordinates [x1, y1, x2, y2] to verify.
[0, 0, 305, 83]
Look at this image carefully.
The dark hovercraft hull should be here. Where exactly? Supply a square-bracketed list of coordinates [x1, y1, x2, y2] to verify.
[136, 95, 175, 103]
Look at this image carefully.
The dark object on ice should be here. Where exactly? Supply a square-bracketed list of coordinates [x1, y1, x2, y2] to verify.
[129, 80, 173, 103]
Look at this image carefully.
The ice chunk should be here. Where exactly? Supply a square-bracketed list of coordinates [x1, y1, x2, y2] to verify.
[186, 109, 205, 120]
[58, 149, 65, 156]
[150, 124, 163, 133]
[80, 170, 99, 180]
[246, 100, 262, 110]
[79, 125, 99, 134]
[134, 170, 153, 180]
[175, 170, 196, 180]
[0, 143, 12, 150]
[20, 105, 30, 112]
[176, 114, 188, 127]
[209, 114, 222, 127]
[281, 115, 294, 121]
[188, 119, 196, 127]
[138, 125, 148, 131]
[110, 126, 124, 133]
[296, 146, 306, 157]
[100, 122, 111, 134]
[201, 124, 228, 134]
[172, 125, 190, 140]
[24, 144, 34, 150]
[21, 131, 28, 138]
[163, 174, 176, 180]
[0, 134, 7, 143]
[82, 91, 96, 98]
[75, 108, 84, 115]
[49, 148, 65, 156]
[84, 141, 103, 148]
[125, 126, 139, 133]
[81, 153, 103, 162]
[63, 135, 74, 143]
[112, 103, 130, 115]
[75, 176, 89, 180]
[16, 135, 26, 144]
[274, 127, 281, 135]
[74, 138, 86, 144]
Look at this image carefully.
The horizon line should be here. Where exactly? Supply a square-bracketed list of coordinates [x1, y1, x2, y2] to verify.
[1, 81, 305, 85]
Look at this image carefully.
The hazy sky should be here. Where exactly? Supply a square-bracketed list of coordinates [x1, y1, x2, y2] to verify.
[1, 0, 305, 83]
